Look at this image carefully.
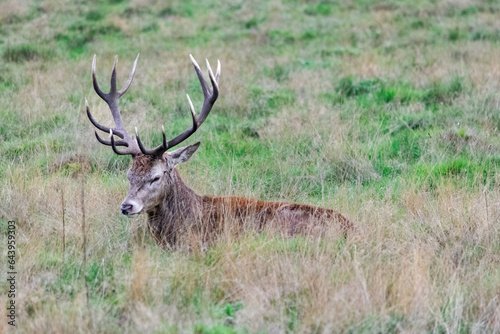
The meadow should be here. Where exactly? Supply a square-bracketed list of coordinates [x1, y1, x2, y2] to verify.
[2, 0, 500, 332]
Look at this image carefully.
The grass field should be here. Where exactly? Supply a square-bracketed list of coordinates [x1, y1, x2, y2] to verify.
[2, 0, 500, 332]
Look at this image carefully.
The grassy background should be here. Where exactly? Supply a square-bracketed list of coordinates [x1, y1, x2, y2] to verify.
[2, 0, 500, 332]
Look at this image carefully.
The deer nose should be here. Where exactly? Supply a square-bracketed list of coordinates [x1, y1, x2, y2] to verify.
[121, 203, 133, 215]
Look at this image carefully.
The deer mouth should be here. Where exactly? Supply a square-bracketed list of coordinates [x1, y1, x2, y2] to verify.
[125, 209, 143, 218]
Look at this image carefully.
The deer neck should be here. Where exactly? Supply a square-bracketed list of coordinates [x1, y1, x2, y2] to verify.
[146, 168, 202, 224]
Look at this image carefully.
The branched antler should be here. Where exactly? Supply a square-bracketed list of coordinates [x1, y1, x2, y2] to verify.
[86, 54, 141, 155]
[87, 54, 220, 157]
[135, 54, 220, 156]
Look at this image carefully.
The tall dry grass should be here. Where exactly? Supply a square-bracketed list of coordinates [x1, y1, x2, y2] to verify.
[2, 172, 500, 332]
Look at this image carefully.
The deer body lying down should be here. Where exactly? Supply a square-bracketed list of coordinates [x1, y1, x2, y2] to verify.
[86, 54, 352, 248]
[128, 154, 352, 247]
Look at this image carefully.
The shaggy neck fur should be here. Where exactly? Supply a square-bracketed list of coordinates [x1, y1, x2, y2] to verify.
[146, 168, 202, 247]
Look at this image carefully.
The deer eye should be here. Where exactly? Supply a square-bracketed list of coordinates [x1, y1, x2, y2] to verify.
[150, 177, 161, 185]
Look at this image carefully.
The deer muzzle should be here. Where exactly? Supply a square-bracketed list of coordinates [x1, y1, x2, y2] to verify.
[120, 200, 143, 217]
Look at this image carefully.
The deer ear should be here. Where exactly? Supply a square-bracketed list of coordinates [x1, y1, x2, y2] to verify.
[166, 142, 200, 167]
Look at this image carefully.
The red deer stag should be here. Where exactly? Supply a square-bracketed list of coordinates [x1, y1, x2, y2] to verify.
[86, 54, 352, 248]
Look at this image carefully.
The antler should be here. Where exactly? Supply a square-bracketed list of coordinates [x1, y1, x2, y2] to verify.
[87, 54, 220, 157]
[135, 54, 220, 156]
[86, 54, 141, 156]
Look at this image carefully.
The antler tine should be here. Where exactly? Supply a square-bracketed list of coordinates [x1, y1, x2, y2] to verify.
[118, 53, 139, 97]
[196, 58, 219, 125]
[92, 55, 106, 101]
[189, 54, 209, 97]
[215, 59, 221, 82]
[160, 125, 167, 153]
[94, 131, 128, 147]
[135, 127, 149, 155]
[135, 125, 169, 156]
[162, 94, 198, 148]
[186, 94, 198, 131]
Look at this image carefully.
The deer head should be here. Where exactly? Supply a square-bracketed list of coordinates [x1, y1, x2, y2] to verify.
[86, 54, 220, 217]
